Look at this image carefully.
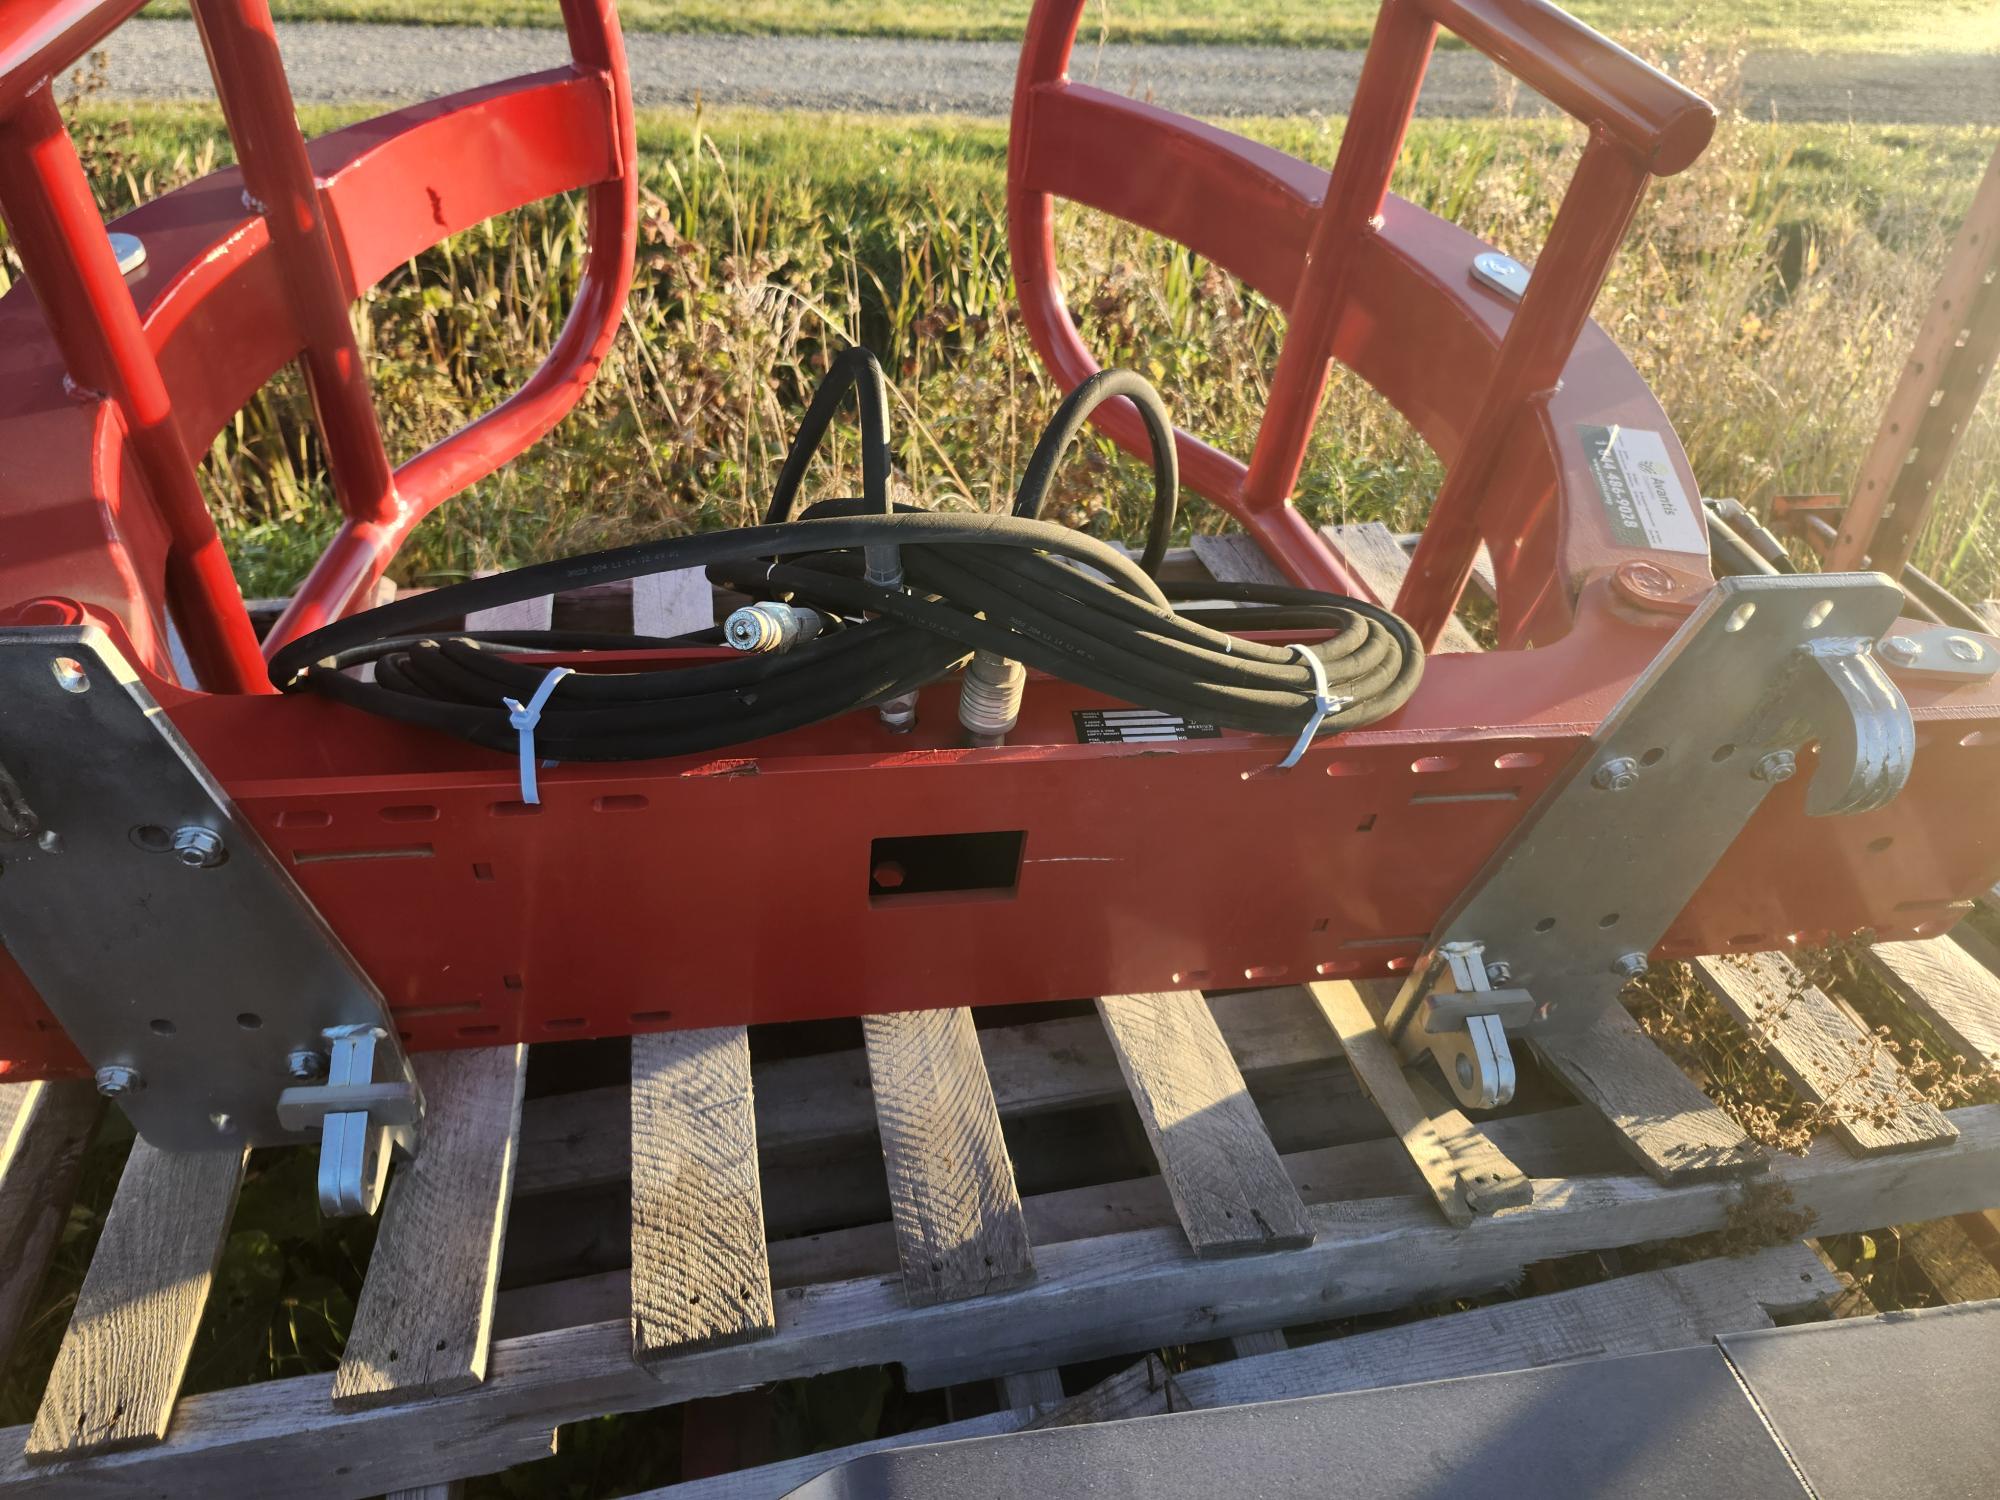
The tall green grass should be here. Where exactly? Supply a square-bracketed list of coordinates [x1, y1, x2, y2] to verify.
[7, 62, 1997, 605]
[144, 0, 2000, 54]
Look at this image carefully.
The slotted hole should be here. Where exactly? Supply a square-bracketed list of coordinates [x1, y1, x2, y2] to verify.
[1725, 601, 1757, 633]
[1804, 599, 1834, 628]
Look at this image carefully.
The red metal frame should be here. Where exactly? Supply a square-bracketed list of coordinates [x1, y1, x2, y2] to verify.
[1010, 0, 1717, 647]
[1, 1, 1997, 1083]
[0, 0, 636, 689]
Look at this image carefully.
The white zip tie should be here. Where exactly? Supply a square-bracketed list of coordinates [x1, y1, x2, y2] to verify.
[503, 665, 573, 805]
[1277, 644, 1351, 769]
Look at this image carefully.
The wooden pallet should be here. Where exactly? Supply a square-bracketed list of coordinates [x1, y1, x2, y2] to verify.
[1, 529, 1996, 1499]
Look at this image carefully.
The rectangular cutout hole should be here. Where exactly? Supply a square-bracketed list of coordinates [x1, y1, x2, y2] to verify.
[869, 830, 1025, 902]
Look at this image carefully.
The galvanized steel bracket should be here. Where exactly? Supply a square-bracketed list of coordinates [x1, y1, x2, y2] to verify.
[0, 625, 421, 1197]
[1384, 573, 1914, 1108]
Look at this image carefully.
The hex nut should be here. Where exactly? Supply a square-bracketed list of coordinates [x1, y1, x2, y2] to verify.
[94, 1064, 142, 1097]
[1753, 749, 1798, 784]
[1592, 756, 1641, 792]
[1877, 635, 1922, 668]
[171, 825, 227, 868]
[286, 1049, 327, 1081]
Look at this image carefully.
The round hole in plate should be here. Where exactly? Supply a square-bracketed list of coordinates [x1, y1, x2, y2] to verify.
[1805, 599, 1834, 628]
[236, 1011, 262, 1031]
[1725, 601, 1757, 633]
[1639, 746, 1665, 767]
[129, 824, 174, 853]
[1711, 743, 1736, 763]
[1534, 916, 1557, 934]
[50, 656, 90, 693]
[149, 1017, 175, 1037]
[1598, 912, 1621, 929]
[1867, 835, 1894, 854]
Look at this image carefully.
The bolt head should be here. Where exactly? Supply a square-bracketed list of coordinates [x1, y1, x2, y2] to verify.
[1753, 749, 1798, 784]
[286, 1049, 327, 1081]
[1592, 756, 1641, 792]
[1485, 961, 1514, 985]
[1455, 1054, 1475, 1089]
[1610, 952, 1649, 980]
[170, 825, 226, 868]
[94, 1064, 142, 1097]
[1877, 635, 1922, 668]
[1944, 634, 1984, 663]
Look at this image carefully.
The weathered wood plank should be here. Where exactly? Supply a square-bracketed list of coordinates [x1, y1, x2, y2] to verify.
[1034, 1241, 1839, 1428]
[1095, 991, 1315, 1254]
[861, 1008, 1035, 1306]
[1307, 981, 1475, 1227]
[333, 1046, 529, 1410]
[1322, 523, 1484, 653]
[1900, 1218, 2000, 1303]
[1866, 936, 2000, 1070]
[997, 1367, 1065, 1412]
[1404, 1069, 1533, 1212]
[0, 1082, 103, 1368]
[1532, 1003, 1767, 1182]
[1391, 530, 1498, 601]
[493, 1105, 1623, 1338]
[515, 987, 1355, 1199]
[1693, 952, 1956, 1154]
[26, 1141, 247, 1459]
[6, 1105, 1996, 1498]
[632, 570, 714, 638]
[630, 1027, 775, 1361]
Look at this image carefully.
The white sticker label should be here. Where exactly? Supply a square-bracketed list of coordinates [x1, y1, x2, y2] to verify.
[1581, 424, 1707, 555]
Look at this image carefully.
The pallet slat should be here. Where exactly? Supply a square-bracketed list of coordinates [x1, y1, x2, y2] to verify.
[514, 987, 1356, 1199]
[1308, 981, 1480, 1227]
[861, 1008, 1036, 1306]
[1096, 990, 1314, 1255]
[1865, 937, 2000, 1070]
[493, 1105, 1623, 1340]
[6, 1104, 1995, 1498]
[1693, 953, 1956, 1154]
[0, 1081, 103, 1368]
[1533, 1001, 1767, 1183]
[333, 1046, 529, 1409]
[631, 1027, 776, 1360]
[26, 1141, 248, 1459]
[1321, 523, 1484, 652]
[1034, 1241, 1839, 1428]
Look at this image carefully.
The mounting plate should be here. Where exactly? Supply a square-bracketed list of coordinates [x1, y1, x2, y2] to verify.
[0, 626, 417, 1152]
[1384, 573, 1912, 1080]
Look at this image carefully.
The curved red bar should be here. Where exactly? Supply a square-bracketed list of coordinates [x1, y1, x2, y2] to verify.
[0, 0, 637, 680]
[1009, 0, 1717, 645]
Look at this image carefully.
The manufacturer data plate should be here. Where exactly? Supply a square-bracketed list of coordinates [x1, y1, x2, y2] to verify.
[1581, 423, 1707, 555]
[1072, 709, 1221, 744]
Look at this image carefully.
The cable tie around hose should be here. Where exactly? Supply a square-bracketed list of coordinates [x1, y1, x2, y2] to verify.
[1277, 644, 1352, 770]
[503, 665, 573, 804]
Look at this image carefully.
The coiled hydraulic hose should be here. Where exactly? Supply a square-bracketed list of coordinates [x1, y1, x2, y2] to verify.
[270, 353, 1425, 762]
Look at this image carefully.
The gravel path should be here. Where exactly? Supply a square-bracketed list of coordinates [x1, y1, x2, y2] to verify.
[91, 19, 2000, 123]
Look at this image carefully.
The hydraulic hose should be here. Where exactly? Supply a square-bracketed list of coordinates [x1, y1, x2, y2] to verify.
[272, 354, 1425, 763]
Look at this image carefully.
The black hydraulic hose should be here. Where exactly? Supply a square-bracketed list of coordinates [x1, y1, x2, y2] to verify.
[763, 346, 894, 523]
[1011, 367, 1178, 578]
[274, 353, 1425, 765]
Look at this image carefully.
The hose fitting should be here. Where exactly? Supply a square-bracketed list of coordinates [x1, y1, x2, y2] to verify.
[958, 650, 1026, 747]
[723, 601, 825, 654]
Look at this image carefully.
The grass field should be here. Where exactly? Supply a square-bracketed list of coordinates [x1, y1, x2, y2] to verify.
[142, 0, 2000, 53]
[23, 75, 1993, 604]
